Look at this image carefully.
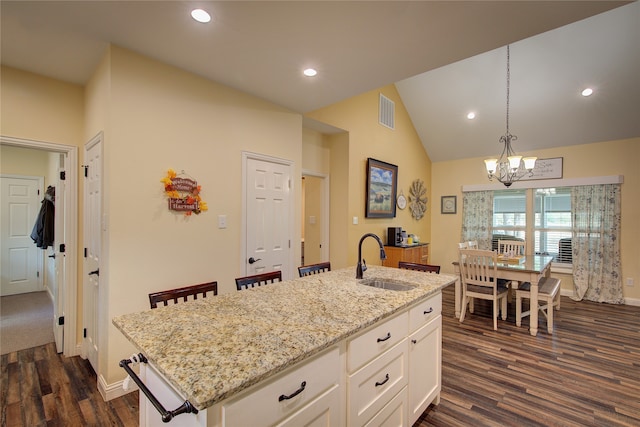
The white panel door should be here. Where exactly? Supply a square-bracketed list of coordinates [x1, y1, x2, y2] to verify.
[52, 153, 68, 353]
[83, 136, 102, 372]
[1, 176, 43, 296]
[246, 157, 291, 276]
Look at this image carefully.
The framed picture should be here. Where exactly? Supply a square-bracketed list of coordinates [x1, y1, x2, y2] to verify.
[441, 195, 457, 214]
[365, 158, 398, 218]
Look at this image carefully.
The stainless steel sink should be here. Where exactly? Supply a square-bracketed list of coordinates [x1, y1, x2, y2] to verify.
[358, 278, 417, 291]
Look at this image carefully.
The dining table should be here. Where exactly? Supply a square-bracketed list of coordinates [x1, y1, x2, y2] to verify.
[452, 254, 555, 336]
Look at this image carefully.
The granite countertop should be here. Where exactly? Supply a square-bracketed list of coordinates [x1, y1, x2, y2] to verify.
[112, 266, 456, 410]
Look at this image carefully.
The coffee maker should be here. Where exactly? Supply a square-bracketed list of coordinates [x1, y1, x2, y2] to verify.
[387, 227, 403, 247]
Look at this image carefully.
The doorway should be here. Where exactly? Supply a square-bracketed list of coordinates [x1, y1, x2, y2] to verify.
[0, 136, 78, 356]
[301, 172, 329, 266]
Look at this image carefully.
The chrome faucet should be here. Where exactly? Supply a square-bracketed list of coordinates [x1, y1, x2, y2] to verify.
[356, 233, 387, 279]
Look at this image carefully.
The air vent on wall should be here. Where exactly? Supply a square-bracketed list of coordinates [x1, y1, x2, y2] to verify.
[379, 94, 395, 130]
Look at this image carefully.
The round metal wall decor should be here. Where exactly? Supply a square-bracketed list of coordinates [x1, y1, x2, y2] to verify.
[409, 179, 427, 220]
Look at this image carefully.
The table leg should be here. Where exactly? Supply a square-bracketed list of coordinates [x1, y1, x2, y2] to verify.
[529, 279, 539, 336]
[454, 276, 461, 318]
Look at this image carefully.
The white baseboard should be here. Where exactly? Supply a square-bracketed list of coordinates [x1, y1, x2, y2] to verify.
[560, 289, 640, 306]
[98, 373, 138, 401]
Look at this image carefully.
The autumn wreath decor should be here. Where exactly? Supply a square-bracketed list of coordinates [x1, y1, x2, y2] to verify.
[161, 169, 208, 216]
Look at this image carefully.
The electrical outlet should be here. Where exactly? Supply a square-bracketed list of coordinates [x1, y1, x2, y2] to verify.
[626, 277, 634, 287]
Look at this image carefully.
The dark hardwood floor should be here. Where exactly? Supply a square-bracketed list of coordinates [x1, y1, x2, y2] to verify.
[2, 285, 639, 426]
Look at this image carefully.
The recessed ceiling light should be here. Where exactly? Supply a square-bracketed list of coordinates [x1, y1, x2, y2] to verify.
[191, 9, 211, 23]
[581, 88, 594, 97]
[467, 112, 476, 120]
[303, 68, 318, 77]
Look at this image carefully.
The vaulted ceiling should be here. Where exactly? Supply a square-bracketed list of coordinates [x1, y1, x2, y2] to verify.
[2, 1, 638, 162]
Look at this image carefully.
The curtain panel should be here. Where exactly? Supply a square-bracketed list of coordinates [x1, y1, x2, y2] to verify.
[460, 191, 493, 250]
[571, 184, 623, 303]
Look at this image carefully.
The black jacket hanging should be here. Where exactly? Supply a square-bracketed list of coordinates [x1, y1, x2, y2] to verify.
[31, 187, 55, 249]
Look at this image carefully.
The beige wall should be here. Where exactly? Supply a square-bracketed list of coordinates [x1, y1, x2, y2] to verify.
[307, 85, 432, 267]
[1, 145, 49, 176]
[84, 46, 303, 384]
[431, 138, 640, 301]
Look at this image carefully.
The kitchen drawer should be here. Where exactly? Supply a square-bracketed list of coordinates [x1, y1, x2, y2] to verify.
[222, 346, 340, 427]
[364, 387, 408, 427]
[408, 293, 441, 333]
[276, 385, 341, 427]
[348, 312, 408, 373]
[348, 339, 408, 426]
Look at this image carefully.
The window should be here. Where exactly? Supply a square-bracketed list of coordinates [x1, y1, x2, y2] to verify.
[492, 189, 526, 250]
[534, 188, 572, 263]
[492, 187, 572, 265]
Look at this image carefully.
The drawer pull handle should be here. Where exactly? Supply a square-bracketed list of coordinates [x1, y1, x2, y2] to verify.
[377, 332, 391, 342]
[375, 374, 390, 387]
[278, 381, 307, 402]
[424, 307, 433, 315]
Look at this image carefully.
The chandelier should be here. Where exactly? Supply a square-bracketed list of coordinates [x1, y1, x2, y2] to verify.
[484, 45, 536, 187]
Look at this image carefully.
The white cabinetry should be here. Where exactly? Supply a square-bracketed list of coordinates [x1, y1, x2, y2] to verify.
[408, 293, 442, 425]
[138, 292, 442, 427]
[347, 312, 409, 427]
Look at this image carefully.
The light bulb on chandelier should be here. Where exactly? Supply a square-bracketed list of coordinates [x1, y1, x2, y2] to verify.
[485, 45, 536, 187]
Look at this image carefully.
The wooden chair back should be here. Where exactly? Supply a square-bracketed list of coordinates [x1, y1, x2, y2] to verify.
[398, 262, 440, 274]
[467, 240, 479, 249]
[459, 249, 499, 292]
[458, 241, 469, 249]
[298, 262, 331, 277]
[235, 270, 282, 291]
[459, 249, 508, 330]
[498, 239, 526, 256]
[149, 281, 218, 309]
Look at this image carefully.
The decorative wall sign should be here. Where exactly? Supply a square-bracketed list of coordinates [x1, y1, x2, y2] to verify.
[522, 157, 563, 181]
[366, 158, 398, 218]
[161, 169, 208, 216]
[409, 179, 427, 220]
[396, 190, 407, 210]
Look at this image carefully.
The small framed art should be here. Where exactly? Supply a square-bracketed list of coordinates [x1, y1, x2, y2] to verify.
[441, 195, 456, 214]
[365, 158, 398, 218]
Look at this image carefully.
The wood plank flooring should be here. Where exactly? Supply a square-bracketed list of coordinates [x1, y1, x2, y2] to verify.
[2, 285, 639, 426]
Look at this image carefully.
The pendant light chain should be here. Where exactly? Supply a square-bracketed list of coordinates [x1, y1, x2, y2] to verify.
[505, 45, 510, 137]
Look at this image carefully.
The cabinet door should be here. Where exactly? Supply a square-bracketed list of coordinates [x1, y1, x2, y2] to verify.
[420, 245, 429, 264]
[382, 247, 402, 268]
[277, 385, 341, 427]
[408, 316, 441, 425]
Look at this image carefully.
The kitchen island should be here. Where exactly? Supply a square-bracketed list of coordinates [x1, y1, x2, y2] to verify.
[113, 266, 456, 426]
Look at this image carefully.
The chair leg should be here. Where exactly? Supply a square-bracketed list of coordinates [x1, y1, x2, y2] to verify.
[516, 293, 522, 327]
[501, 295, 507, 320]
[492, 299, 498, 330]
[459, 296, 469, 324]
[547, 297, 554, 334]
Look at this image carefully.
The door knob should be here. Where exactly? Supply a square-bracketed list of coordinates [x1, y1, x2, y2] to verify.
[248, 257, 262, 264]
[88, 269, 100, 276]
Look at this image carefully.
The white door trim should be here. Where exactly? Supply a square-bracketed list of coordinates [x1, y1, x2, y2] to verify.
[241, 151, 295, 279]
[301, 169, 330, 262]
[0, 135, 78, 357]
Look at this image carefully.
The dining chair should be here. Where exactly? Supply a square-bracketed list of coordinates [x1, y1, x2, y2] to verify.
[298, 261, 331, 277]
[149, 281, 218, 309]
[235, 270, 282, 291]
[497, 239, 525, 256]
[467, 240, 479, 249]
[458, 249, 508, 330]
[515, 277, 561, 334]
[398, 261, 440, 274]
[458, 242, 469, 249]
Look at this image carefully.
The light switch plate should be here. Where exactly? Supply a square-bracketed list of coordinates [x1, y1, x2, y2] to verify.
[353, 216, 358, 225]
[218, 215, 227, 229]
